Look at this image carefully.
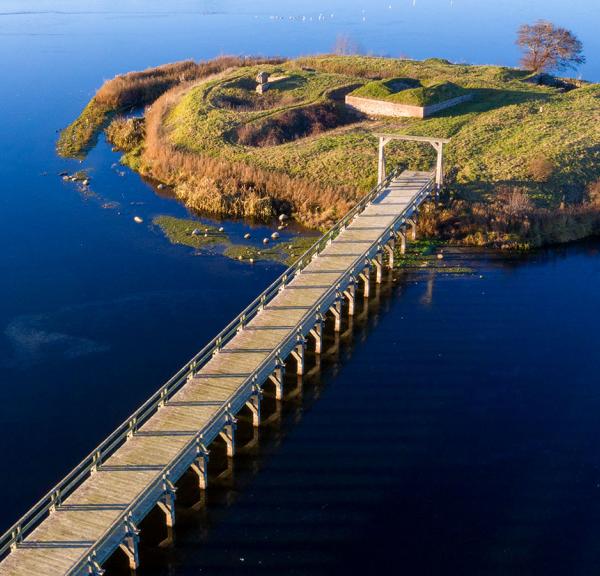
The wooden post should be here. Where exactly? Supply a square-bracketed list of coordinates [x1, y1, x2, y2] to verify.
[398, 230, 406, 254]
[120, 518, 140, 570]
[219, 415, 236, 457]
[291, 337, 306, 376]
[343, 282, 356, 316]
[372, 254, 383, 284]
[245, 390, 261, 428]
[385, 240, 395, 269]
[268, 360, 285, 400]
[377, 137, 386, 185]
[191, 454, 208, 490]
[309, 320, 323, 354]
[330, 299, 342, 332]
[359, 267, 371, 298]
[157, 478, 176, 528]
[434, 141, 444, 190]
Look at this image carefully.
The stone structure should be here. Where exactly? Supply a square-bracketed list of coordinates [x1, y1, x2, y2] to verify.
[345, 93, 473, 119]
[256, 71, 270, 94]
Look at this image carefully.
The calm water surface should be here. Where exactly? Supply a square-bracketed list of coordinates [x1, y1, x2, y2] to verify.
[1, 1, 600, 573]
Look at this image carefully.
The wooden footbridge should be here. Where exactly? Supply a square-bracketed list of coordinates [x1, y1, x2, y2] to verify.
[0, 135, 449, 575]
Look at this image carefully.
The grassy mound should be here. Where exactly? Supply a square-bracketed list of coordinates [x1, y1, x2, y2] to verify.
[351, 79, 467, 106]
[62, 55, 600, 246]
[57, 57, 284, 158]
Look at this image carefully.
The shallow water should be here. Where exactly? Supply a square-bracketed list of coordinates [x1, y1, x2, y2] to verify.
[1, 0, 600, 573]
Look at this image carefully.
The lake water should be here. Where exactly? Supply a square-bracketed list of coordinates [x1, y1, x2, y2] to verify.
[1, 0, 599, 573]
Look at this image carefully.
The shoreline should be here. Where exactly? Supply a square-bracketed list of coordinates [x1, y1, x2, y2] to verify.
[58, 55, 600, 249]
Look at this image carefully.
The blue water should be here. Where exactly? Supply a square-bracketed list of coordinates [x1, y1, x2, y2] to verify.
[0, 1, 599, 573]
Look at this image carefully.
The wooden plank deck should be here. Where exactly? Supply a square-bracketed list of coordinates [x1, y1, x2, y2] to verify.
[0, 170, 434, 575]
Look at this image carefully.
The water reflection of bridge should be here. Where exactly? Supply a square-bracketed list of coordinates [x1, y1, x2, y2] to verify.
[0, 138, 449, 576]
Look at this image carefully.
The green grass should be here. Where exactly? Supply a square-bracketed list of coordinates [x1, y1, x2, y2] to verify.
[57, 98, 114, 158]
[351, 79, 468, 106]
[66, 55, 600, 246]
[161, 56, 595, 199]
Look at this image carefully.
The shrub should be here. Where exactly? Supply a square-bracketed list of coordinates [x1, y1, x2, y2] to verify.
[105, 117, 145, 152]
[529, 155, 555, 182]
[588, 178, 600, 205]
[235, 102, 348, 147]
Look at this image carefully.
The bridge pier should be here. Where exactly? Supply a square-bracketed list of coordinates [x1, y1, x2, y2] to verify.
[359, 266, 371, 298]
[190, 448, 209, 491]
[219, 416, 237, 457]
[406, 217, 417, 241]
[245, 389, 261, 428]
[157, 478, 177, 529]
[385, 239, 395, 268]
[372, 253, 383, 284]
[330, 298, 342, 332]
[291, 337, 306, 376]
[309, 318, 323, 354]
[119, 518, 140, 570]
[268, 360, 285, 400]
[398, 230, 406, 255]
[344, 282, 356, 316]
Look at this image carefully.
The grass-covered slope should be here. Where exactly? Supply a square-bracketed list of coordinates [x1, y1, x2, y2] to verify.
[62, 55, 600, 245]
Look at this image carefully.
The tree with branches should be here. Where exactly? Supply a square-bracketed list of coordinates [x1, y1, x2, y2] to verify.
[516, 20, 585, 74]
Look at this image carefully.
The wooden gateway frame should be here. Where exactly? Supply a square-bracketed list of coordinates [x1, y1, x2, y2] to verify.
[374, 133, 451, 190]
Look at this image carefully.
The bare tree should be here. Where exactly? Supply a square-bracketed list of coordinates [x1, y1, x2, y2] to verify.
[333, 34, 362, 56]
[516, 20, 585, 73]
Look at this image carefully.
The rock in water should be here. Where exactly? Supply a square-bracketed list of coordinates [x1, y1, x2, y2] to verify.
[218, 227, 224, 233]
[263, 238, 269, 245]
[133, 216, 143, 224]
[271, 232, 280, 240]
[244, 233, 251, 239]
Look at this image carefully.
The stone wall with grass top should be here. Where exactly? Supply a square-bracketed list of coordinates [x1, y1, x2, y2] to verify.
[345, 93, 473, 118]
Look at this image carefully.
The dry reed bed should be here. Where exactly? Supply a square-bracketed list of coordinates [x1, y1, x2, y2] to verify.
[138, 80, 359, 229]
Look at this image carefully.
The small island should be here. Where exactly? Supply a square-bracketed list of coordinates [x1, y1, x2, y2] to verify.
[58, 54, 600, 248]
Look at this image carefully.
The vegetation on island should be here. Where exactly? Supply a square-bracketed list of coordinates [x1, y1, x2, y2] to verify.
[59, 33, 599, 249]
[350, 79, 468, 107]
[153, 215, 317, 265]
